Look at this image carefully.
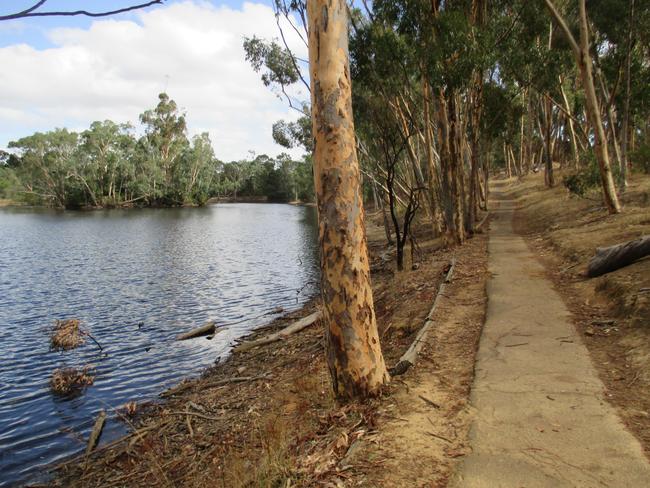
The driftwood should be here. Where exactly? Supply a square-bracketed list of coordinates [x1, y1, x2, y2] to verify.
[586, 235, 650, 277]
[86, 410, 106, 455]
[390, 258, 456, 376]
[233, 310, 323, 353]
[176, 321, 217, 341]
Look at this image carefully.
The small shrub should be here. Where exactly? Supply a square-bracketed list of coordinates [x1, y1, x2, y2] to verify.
[50, 366, 95, 396]
[563, 152, 620, 197]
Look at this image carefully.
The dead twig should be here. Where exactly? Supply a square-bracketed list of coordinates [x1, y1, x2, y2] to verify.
[425, 431, 453, 443]
[418, 395, 441, 409]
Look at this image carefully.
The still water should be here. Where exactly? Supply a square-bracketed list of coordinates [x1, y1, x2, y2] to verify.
[0, 203, 319, 487]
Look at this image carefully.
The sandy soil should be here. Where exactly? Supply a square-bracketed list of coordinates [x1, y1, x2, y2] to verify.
[347, 231, 489, 487]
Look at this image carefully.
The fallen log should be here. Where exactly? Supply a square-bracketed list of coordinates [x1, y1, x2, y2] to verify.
[176, 321, 217, 341]
[86, 410, 106, 455]
[586, 235, 650, 277]
[233, 310, 322, 353]
[389, 258, 456, 376]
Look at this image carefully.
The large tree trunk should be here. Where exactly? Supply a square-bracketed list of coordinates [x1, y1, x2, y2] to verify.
[576, 1, 621, 213]
[467, 70, 483, 234]
[307, 0, 389, 399]
[448, 92, 466, 244]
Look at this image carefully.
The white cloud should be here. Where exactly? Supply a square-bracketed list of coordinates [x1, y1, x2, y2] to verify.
[0, 1, 309, 161]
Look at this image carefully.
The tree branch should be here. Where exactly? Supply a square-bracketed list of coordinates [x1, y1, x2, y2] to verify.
[0, 1, 164, 21]
[543, 0, 580, 58]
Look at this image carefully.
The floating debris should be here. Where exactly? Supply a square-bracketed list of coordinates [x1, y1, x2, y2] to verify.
[50, 319, 86, 351]
[50, 366, 95, 396]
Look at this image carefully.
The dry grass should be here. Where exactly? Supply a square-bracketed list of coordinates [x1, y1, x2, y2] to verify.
[50, 319, 86, 351]
[50, 366, 95, 396]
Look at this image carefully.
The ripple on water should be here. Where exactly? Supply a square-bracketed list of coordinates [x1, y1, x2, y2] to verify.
[0, 203, 319, 487]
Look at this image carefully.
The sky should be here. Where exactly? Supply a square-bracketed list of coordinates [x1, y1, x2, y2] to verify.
[0, 0, 309, 161]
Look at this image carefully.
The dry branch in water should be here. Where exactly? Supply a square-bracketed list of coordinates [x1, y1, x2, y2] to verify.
[50, 366, 95, 396]
[175, 321, 217, 341]
[86, 410, 106, 455]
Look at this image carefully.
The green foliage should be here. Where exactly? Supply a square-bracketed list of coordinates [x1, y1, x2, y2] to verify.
[213, 153, 313, 203]
[4, 93, 313, 208]
[0, 166, 19, 199]
[563, 153, 621, 197]
[272, 116, 312, 152]
[243, 36, 300, 88]
[631, 143, 650, 175]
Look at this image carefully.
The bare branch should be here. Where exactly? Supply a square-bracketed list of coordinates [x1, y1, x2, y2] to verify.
[0, 1, 164, 21]
[274, 13, 311, 93]
[2, 0, 47, 20]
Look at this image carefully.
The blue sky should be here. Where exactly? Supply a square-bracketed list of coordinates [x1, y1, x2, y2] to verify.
[0, 1, 247, 48]
[0, 0, 308, 160]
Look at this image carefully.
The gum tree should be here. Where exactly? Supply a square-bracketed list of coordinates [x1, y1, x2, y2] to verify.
[307, 0, 389, 399]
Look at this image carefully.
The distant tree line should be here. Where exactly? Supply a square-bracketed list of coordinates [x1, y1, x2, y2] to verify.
[0, 93, 314, 208]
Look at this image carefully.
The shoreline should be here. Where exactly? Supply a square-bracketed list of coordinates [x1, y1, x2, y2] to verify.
[51, 213, 491, 487]
[45, 296, 319, 473]
[0, 199, 316, 211]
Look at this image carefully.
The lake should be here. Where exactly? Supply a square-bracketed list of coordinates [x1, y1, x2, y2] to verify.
[0, 203, 319, 487]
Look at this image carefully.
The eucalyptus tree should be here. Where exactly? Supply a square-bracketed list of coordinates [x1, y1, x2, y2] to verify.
[8, 129, 79, 207]
[139, 92, 190, 205]
[544, 0, 621, 212]
[307, 0, 390, 399]
[80, 120, 136, 206]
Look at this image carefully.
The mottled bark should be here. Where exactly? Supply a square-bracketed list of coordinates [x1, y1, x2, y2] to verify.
[448, 92, 465, 244]
[307, 0, 389, 399]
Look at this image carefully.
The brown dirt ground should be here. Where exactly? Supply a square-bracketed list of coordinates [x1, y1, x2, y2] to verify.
[50, 212, 489, 488]
[510, 170, 650, 458]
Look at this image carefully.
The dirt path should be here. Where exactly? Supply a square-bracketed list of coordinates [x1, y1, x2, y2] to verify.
[451, 182, 650, 487]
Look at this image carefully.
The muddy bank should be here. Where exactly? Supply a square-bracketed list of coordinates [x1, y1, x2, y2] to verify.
[511, 171, 650, 457]
[52, 214, 490, 487]
[0, 198, 19, 207]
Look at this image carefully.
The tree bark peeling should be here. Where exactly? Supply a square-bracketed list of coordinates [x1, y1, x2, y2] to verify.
[307, 0, 389, 399]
